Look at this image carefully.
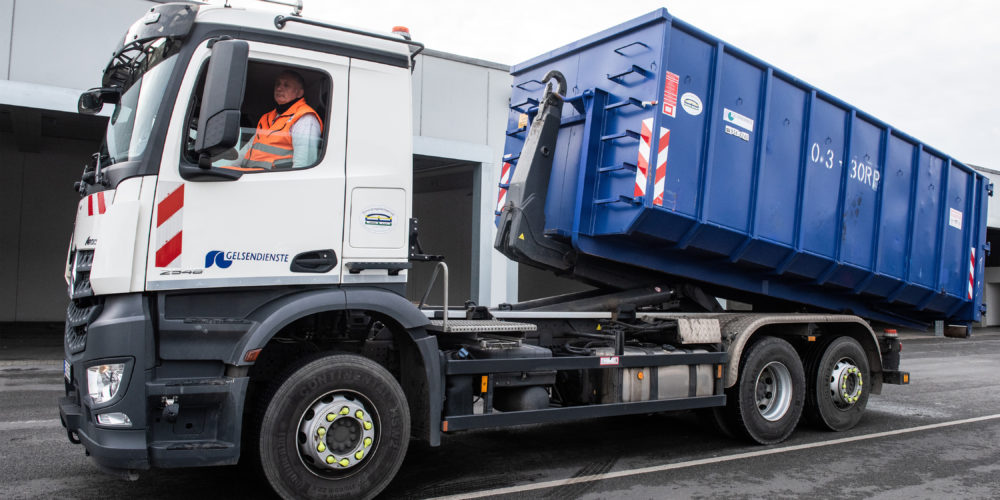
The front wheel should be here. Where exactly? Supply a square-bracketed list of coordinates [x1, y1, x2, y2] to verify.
[722, 336, 805, 444]
[805, 336, 870, 431]
[258, 353, 410, 500]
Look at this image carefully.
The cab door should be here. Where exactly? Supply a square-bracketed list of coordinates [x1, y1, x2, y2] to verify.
[146, 40, 349, 291]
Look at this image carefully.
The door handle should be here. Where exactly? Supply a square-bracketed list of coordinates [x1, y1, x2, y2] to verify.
[290, 249, 337, 273]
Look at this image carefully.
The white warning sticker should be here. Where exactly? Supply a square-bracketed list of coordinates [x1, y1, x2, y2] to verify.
[662, 71, 680, 118]
[950, 208, 963, 230]
[599, 356, 620, 366]
[723, 108, 754, 132]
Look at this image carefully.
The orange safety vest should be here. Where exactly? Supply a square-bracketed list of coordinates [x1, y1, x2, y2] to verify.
[232, 99, 323, 171]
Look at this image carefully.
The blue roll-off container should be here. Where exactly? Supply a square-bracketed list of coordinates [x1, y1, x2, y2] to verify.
[498, 9, 989, 327]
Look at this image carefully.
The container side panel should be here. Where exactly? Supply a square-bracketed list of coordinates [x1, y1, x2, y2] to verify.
[662, 28, 715, 217]
[756, 77, 806, 246]
[876, 135, 917, 280]
[841, 117, 883, 269]
[941, 164, 971, 297]
[801, 98, 848, 258]
[909, 152, 945, 287]
[706, 52, 761, 232]
[544, 119, 586, 237]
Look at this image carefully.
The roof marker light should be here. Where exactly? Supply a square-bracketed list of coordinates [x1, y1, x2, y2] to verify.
[392, 26, 412, 40]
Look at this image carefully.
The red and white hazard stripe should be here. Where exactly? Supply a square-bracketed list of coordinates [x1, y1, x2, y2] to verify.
[652, 128, 669, 206]
[634, 118, 653, 198]
[496, 161, 513, 214]
[968, 247, 975, 300]
[155, 184, 184, 268]
[633, 118, 670, 205]
[86, 192, 108, 216]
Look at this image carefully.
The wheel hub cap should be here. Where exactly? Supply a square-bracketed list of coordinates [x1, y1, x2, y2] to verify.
[830, 360, 863, 407]
[755, 361, 793, 422]
[299, 395, 376, 470]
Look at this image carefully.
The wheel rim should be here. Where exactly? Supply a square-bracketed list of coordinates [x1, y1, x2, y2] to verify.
[297, 391, 378, 478]
[828, 358, 863, 409]
[755, 361, 793, 421]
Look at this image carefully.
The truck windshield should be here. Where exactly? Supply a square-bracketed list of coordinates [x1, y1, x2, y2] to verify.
[101, 39, 180, 165]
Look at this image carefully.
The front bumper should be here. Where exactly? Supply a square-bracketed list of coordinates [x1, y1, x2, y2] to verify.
[61, 294, 248, 474]
[59, 394, 149, 473]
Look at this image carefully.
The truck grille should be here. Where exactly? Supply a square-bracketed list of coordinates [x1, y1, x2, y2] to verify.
[65, 250, 102, 354]
[68, 250, 94, 299]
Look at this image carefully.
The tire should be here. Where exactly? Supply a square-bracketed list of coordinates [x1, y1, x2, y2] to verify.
[804, 336, 870, 431]
[258, 353, 410, 500]
[722, 336, 805, 444]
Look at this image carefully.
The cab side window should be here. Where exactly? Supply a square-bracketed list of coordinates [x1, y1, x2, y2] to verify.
[184, 60, 331, 172]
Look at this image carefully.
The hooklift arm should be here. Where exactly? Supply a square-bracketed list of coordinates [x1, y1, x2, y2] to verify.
[494, 71, 571, 272]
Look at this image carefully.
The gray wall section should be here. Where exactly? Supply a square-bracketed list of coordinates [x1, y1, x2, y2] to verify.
[5, 0, 156, 89]
[0, 131, 22, 321]
[0, 0, 13, 80]
[0, 131, 88, 321]
[418, 56, 490, 145]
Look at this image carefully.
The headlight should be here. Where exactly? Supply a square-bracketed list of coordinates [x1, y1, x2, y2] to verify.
[87, 363, 125, 404]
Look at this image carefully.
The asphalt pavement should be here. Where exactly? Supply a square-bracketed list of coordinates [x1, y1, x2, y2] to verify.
[2, 324, 1000, 499]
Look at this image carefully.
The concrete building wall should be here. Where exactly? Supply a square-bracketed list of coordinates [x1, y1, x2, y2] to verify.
[0, 131, 97, 321]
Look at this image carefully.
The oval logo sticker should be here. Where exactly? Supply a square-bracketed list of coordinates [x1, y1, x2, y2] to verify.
[680, 92, 703, 116]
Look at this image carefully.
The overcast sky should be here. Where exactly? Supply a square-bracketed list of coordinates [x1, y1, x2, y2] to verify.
[222, 0, 999, 169]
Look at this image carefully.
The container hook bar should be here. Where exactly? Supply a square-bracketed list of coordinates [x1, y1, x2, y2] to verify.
[613, 41, 650, 56]
[607, 65, 652, 83]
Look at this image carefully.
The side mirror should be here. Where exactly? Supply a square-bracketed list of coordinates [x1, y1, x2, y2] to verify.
[193, 39, 249, 167]
[77, 87, 121, 115]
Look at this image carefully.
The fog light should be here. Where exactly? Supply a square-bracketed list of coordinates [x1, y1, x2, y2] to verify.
[87, 363, 125, 404]
[96, 412, 132, 427]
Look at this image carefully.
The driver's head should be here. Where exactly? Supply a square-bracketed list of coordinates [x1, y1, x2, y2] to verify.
[274, 70, 305, 106]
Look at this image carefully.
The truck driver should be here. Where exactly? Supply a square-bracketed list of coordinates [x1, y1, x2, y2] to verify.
[226, 70, 323, 171]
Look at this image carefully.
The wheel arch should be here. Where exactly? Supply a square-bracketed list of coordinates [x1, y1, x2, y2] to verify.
[723, 314, 882, 395]
[230, 287, 429, 363]
[232, 286, 443, 446]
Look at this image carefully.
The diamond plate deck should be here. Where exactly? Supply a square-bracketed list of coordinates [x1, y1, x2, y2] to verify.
[426, 319, 538, 333]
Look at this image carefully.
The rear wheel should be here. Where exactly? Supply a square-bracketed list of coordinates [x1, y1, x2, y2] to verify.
[258, 354, 410, 500]
[722, 336, 805, 444]
[805, 336, 870, 431]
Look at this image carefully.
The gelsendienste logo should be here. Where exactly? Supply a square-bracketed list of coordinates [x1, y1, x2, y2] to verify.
[205, 250, 290, 269]
[205, 250, 233, 269]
